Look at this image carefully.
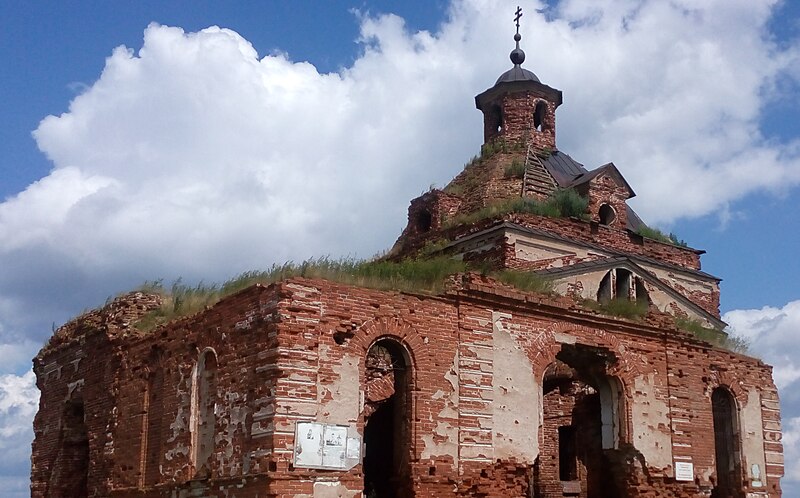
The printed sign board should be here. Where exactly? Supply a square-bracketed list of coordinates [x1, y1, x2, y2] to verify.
[675, 461, 694, 481]
[293, 422, 361, 470]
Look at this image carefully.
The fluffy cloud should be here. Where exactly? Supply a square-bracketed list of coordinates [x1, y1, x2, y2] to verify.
[724, 301, 800, 492]
[1, 0, 799, 493]
[724, 300, 800, 389]
[784, 417, 800, 482]
[0, 371, 38, 497]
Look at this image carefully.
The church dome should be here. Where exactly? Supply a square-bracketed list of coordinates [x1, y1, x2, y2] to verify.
[494, 32, 540, 84]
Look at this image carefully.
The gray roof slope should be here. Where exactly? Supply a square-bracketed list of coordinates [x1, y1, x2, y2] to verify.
[542, 152, 646, 232]
[542, 151, 587, 186]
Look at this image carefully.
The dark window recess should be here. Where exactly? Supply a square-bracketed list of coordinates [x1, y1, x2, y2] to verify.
[712, 388, 741, 497]
[416, 210, 433, 232]
[615, 269, 632, 300]
[533, 101, 548, 131]
[559, 425, 578, 481]
[597, 271, 612, 304]
[598, 203, 616, 225]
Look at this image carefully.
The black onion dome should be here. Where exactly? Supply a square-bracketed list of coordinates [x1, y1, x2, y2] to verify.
[494, 31, 540, 84]
[495, 65, 540, 84]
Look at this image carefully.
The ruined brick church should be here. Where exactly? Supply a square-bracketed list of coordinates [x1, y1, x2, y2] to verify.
[32, 14, 784, 498]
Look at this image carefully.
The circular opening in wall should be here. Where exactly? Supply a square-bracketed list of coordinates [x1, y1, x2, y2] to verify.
[598, 203, 616, 225]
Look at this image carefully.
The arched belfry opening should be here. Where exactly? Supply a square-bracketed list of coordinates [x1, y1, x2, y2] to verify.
[535, 345, 624, 498]
[711, 387, 742, 498]
[48, 397, 89, 498]
[191, 348, 218, 478]
[533, 100, 548, 132]
[363, 338, 413, 498]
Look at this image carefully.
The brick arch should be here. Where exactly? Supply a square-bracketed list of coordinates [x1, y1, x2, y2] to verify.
[350, 315, 428, 376]
[531, 322, 654, 386]
[705, 370, 746, 403]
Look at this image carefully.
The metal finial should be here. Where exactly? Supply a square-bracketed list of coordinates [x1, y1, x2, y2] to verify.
[510, 6, 525, 66]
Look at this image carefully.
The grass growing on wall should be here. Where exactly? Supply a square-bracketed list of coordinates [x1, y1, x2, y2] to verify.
[494, 270, 554, 294]
[636, 226, 688, 247]
[584, 298, 649, 320]
[136, 257, 472, 330]
[443, 188, 588, 228]
[675, 317, 749, 353]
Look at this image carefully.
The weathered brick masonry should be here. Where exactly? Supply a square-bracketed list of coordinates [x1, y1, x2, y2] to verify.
[32, 16, 782, 498]
[31, 276, 782, 497]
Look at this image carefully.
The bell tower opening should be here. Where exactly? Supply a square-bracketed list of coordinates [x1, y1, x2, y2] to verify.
[533, 100, 547, 132]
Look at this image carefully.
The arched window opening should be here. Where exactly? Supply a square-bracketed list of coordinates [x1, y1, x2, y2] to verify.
[191, 349, 218, 478]
[416, 209, 433, 233]
[634, 277, 650, 306]
[615, 269, 632, 301]
[598, 203, 616, 225]
[486, 104, 504, 139]
[597, 377, 624, 450]
[48, 398, 89, 498]
[597, 269, 649, 308]
[363, 338, 412, 498]
[711, 387, 742, 498]
[597, 271, 613, 304]
[533, 101, 548, 132]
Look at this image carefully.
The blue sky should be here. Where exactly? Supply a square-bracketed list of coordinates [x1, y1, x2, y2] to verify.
[0, 1, 798, 495]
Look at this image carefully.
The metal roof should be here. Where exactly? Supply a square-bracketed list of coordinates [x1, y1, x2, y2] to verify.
[541, 151, 588, 186]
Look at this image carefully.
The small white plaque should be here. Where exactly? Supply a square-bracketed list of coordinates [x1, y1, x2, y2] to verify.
[675, 461, 694, 481]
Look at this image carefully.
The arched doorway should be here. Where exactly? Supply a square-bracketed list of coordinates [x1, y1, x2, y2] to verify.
[535, 345, 624, 498]
[363, 338, 412, 498]
[711, 387, 742, 498]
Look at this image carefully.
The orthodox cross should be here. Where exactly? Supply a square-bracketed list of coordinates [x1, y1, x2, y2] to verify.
[514, 6, 523, 34]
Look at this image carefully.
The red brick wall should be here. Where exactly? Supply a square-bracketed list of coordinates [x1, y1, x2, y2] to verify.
[32, 276, 782, 497]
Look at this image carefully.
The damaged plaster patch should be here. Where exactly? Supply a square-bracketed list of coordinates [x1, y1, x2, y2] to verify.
[318, 347, 360, 424]
[312, 480, 359, 498]
[631, 373, 671, 472]
[421, 351, 459, 465]
[740, 388, 768, 484]
[491, 311, 539, 462]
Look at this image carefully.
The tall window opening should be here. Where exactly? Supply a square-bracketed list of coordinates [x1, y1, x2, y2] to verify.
[558, 425, 578, 481]
[597, 377, 623, 450]
[141, 350, 165, 487]
[191, 349, 218, 477]
[485, 104, 504, 140]
[363, 339, 412, 498]
[615, 269, 632, 301]
[533, 101, 548, 132]
[711, 387, 741, 498]
[48, 398, 89, 498]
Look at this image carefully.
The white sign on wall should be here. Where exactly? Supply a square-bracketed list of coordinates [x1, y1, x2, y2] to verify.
[293, 422, 361, 470]
[674, 461, 694, 481]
